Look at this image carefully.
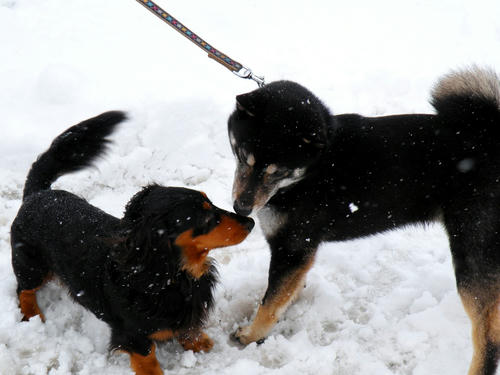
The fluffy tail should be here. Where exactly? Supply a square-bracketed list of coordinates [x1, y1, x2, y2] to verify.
[430, 66, 500, 134]
[23, 111, 127, 200]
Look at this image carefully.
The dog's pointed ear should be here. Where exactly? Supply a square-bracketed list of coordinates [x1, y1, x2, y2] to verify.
[236, 90, 268, 117]
[235, 94, 256, 117]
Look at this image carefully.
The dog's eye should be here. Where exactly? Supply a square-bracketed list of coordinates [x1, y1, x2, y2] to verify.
[265, 165, 290, 178]
[246, 154, 256, 167]
[238, 152, 255, 168]
[203, 212, 218, 227]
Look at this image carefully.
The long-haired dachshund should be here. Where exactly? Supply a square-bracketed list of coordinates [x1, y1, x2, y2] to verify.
[11, 111, 254, 375]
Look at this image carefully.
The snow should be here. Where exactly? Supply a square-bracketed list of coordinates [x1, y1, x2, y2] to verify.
[1, 0, 500, 374]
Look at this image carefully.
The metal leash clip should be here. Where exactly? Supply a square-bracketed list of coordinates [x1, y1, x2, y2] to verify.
[233, 67, 266, 87]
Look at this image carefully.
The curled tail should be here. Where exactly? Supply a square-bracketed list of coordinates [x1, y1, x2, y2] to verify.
[430, 66, 500, 135]
[23, 111, 127, 200]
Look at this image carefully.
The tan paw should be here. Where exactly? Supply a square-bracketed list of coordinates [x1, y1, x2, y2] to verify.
[231, 325, 265, 346]
[178, 331, 214, 353]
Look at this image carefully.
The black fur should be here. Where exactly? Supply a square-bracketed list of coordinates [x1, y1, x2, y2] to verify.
[228, 67, 500, 374]
[22, 111, 125, 199]
[11, 112, 254, 368]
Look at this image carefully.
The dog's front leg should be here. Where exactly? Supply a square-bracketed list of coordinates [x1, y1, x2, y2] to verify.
[112, 331, 163, 375]
[233, 246, 316, 345]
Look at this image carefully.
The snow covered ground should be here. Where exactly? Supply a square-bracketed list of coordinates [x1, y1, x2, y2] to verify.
[1, 0, 500, 374]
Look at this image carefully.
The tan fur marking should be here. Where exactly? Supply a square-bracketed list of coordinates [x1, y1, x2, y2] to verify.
[149, 329, 175, 341]
[232, 164, 253, 202]
[461, 291, 488, 375]
[251, 168, 290, 211]
[175, 229, 210, 279]
[265, 164, 278, 175]
[175, 215, 251, 278]
[19, 288, 45, 322]
[129, 344, 163, 375]
[236, 255, 315, 344]
[460, 288, 500, 375]
[18, 274, 52, 322]
[177, 331, 214, 352]
[246, 154, 256, 167]
[487, 303, 500, 345]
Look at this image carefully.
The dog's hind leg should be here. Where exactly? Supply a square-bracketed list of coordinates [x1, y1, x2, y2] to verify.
[129, 344, 163, 375]
[233, 243, 316, 345]
[459, 287, 500, 375]
[444, 198, 500, 374]
[18, 287, 44, 322]
[11, 235, 51, 322]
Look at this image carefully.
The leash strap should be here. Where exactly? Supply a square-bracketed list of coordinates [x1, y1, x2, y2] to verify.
[135, 0, 265, 87]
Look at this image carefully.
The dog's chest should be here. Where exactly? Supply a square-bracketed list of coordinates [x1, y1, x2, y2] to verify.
[257, 205, 288, 238]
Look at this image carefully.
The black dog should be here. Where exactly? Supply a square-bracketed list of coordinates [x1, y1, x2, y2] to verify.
[11, 111, 254, 375]
[228, 66, 500, 375]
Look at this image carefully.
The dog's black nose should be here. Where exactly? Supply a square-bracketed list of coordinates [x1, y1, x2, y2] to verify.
[244, 217, 255, 231]
[233, 200, 252, 216]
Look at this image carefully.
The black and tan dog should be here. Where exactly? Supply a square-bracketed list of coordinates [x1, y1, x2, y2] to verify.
[11, 111, 254, 375]
[228, 66, 500, 374]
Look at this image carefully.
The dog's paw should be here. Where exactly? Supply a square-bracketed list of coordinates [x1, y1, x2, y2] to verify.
[230, 326, 266, 346]
[179, 331, 214, 353]
[195, 333, 214, 353]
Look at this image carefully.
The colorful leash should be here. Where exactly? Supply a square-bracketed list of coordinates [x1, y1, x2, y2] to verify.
[135, 0, 265, 87]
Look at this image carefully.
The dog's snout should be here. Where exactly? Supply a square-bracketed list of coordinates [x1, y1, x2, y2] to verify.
[233, 200, 252, 216]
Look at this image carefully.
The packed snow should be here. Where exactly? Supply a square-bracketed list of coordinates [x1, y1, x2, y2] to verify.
[1, 0, 500, 374]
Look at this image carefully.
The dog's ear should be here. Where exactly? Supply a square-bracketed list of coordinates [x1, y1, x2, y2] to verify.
[117, 214, 175, 269]
[124, 185, 158, 223]
[236, 98, 255, 117]
[236, 90, 268, 117]
[236, 94, 257, 117]
[300, 108, 330, 150]
[116, 216, 153, 267]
